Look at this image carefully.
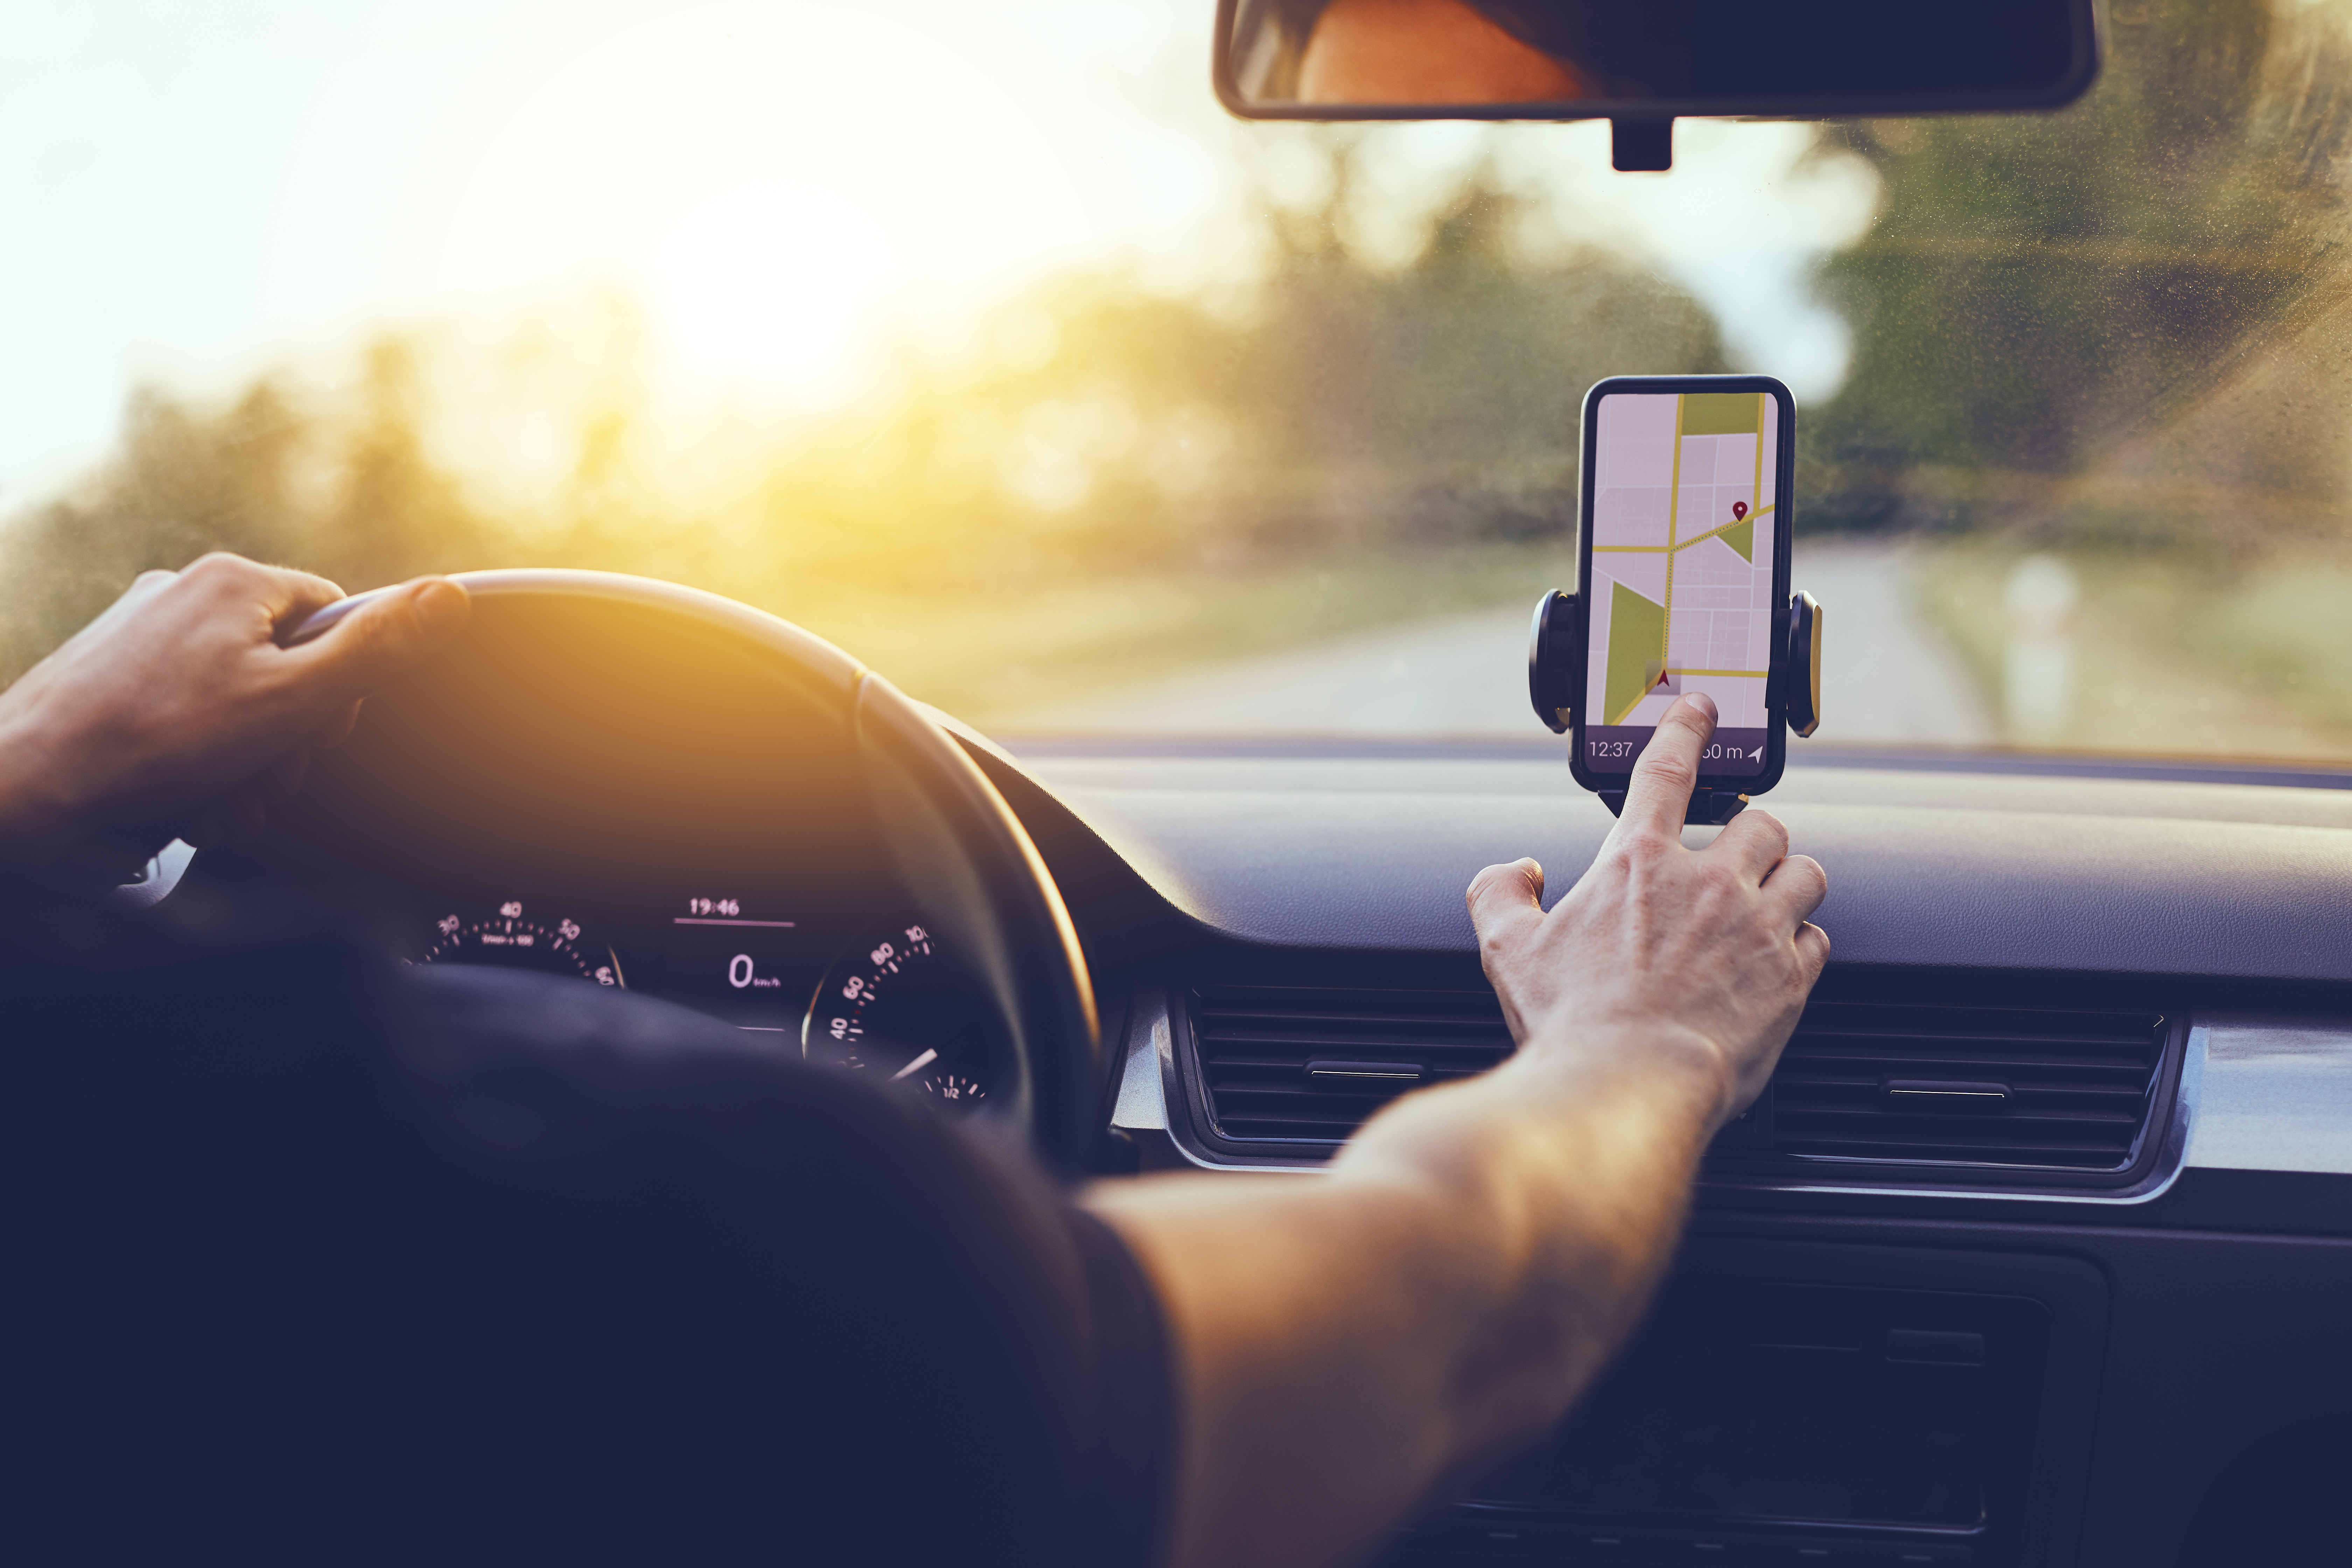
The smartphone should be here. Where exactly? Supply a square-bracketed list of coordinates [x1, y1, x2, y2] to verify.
[1568, 374, 1797, 803]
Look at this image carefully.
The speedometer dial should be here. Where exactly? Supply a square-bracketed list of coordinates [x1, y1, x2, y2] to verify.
[803, 919, 1003, 1112]
[421, 899, 623, 986]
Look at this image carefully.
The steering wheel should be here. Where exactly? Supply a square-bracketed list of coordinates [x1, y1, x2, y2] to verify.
[286, 570, 1105, 1176]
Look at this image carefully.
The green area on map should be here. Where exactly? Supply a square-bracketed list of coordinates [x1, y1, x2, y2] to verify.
[1680, 392, 1763, 436]
[1720, 516, 1754, 561]
[1605, 579, 1667, 724]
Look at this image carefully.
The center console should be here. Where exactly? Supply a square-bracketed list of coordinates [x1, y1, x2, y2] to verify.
[1386, 1242, 2109, 1567]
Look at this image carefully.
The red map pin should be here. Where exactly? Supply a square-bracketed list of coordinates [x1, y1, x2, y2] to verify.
[1732, 501, 1748, 520]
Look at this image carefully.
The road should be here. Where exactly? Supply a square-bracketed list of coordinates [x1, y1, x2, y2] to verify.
[1003, 540, 1995, 744]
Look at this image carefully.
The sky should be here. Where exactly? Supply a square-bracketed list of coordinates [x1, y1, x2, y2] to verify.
[0, 0, 1878, 512]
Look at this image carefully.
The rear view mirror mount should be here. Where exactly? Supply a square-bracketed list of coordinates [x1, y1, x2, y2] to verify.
[1214, 0, 2100, 172]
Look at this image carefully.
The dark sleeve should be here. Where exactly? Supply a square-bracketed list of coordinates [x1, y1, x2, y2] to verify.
[0, 888, 1174, 1568]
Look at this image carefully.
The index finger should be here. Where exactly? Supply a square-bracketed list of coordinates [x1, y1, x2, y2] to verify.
[1613, 693, 1716, 842]
[175, 552, 346, 634]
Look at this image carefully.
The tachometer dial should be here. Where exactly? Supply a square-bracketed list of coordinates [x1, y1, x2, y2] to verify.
[803, 919, 1003, 1112]
[421, 900, 622, 986]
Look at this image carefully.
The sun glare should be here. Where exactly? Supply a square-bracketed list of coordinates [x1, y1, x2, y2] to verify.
[0, 0, 1878, 520]
[646, 181, 903, 407]
[0, 0, 1222, 503]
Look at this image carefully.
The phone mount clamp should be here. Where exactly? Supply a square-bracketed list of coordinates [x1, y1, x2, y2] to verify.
[1528, 588, 1825, 826]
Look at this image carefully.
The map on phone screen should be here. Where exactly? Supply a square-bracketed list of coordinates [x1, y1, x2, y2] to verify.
[1583, 390, 1778, 777]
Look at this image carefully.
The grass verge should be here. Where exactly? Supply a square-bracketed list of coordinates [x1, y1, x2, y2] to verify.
[1914, 536, 2352, 764]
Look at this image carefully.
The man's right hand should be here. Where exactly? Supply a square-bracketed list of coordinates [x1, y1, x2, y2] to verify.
[1466, 691, 1829, 1132]
[1091, 689, 1832, 1568]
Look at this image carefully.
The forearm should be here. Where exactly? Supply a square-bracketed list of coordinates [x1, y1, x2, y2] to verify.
[0, 710, 84, 863]
[1338, 1024, 1723, 1451]
[1087, 1024, 1722, 1568]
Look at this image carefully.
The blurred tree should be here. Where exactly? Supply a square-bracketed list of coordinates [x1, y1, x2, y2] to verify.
[1807, 0, 2352, 540]
[0, 342, 505, 683]
[318, 341, 487, 590]
[918, 133, 1723, 569]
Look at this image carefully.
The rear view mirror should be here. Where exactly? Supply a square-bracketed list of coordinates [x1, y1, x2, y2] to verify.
[1214, 0, 2099, 170]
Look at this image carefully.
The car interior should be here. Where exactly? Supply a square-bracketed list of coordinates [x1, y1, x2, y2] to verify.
[17, 1, 2352, 1564]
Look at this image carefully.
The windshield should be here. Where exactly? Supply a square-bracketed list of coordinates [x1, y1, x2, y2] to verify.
[6, 0, 2351, 767]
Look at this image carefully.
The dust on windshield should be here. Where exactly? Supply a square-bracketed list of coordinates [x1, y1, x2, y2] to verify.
[5, 0, 2352, 765]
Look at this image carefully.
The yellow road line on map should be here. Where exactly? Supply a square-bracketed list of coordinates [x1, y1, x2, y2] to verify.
[1750, 392, 1766, 534]
[1595, 506, 1774, 557]
[1661, 395, 1685, 675]
[1668, 503, 1776, 554]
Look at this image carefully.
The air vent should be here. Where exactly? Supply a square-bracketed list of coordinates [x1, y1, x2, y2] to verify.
[1179, 986, 2173, 1179]
[1187, 984, 1511, 1144]
[1769, 1002, 2169, 1171]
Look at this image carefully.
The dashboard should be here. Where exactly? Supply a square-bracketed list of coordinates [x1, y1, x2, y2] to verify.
[985, 737, 2352, 1568]
[191, 587, 2352, 1568]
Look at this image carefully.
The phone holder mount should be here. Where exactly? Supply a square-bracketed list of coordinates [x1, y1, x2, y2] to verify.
[1528, 588, 1824, 826]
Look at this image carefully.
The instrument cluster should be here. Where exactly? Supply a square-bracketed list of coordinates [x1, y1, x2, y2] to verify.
[409, 886, 1005, 1112]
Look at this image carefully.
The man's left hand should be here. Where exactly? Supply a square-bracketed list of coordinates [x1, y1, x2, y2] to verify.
[0, 553, 469, 871]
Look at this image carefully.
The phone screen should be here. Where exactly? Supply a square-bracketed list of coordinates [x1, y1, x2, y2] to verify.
[1582, 388, 1781, 777]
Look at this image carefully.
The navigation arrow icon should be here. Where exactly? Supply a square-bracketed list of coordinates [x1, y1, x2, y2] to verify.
[1749, 746, 1763, 761]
